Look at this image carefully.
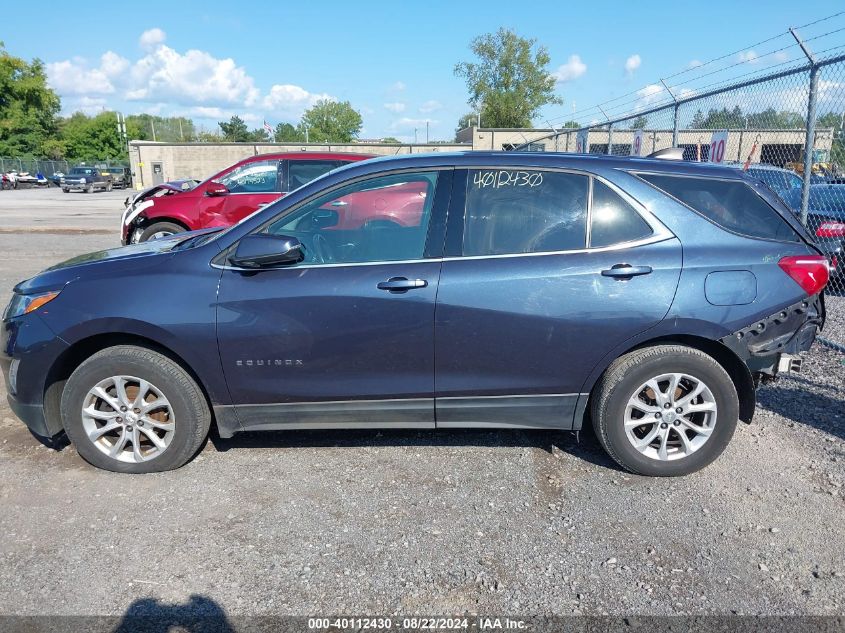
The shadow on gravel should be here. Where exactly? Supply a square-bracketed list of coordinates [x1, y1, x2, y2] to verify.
[209, 425, 623, 472]
[757, 385, 845, 440]
[113, 595, 234, 633]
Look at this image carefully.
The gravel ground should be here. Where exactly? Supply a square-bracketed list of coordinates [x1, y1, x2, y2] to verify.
[0, 188, 843, 618]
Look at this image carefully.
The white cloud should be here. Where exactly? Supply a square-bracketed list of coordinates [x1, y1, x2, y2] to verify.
[46, 51, 130, 96]
[139, 28, 166, 51]
[552, 55, 587, 82]
[263, 84, 333, 118]
[625, 54, 641, 75]
[384, 102, 406, 113]
[390, 81, 406, 92]
[390, 117, 437, 131]
[635, 83, 665, 108]
[419, 100, 442, 113]
[738, 50, 759, 64]
[127, 45, 260, 107]
[46, 28, 336, 124]
[688, 59, 703, 69]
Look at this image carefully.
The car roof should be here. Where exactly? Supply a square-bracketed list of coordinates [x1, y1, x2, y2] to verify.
[328, 151, 750, 180]
[236, 151, 374, 164]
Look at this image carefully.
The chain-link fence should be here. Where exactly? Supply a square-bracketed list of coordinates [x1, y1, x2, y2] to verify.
[516, 50, 845, 351]
[0, 158, 129, 182]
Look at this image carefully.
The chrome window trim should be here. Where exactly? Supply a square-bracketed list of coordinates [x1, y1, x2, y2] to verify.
[211, 233, 675, 272]
[213, 165, 674, 272]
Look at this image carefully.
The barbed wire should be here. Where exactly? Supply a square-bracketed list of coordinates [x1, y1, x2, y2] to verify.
[546, 11, 845, 127]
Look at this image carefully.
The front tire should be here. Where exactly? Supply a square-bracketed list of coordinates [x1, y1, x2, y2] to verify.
[138, 221, 185, 242]
[590, 345, 738, 477]
[61, 345, 210, 473]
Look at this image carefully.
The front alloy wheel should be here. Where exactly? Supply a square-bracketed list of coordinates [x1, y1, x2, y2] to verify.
[62, 345, 211, 473]
[81, 375, 175, 463]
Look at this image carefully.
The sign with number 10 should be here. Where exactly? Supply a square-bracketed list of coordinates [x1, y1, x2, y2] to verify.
[709, 130, 729, 163]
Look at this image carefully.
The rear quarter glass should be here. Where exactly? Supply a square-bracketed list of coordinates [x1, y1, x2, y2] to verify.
[637, 173, 802, 243]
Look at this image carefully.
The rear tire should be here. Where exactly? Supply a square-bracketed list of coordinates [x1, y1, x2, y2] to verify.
[86, 184, 94, 194]
[61, 345, 210, 473]
[138, 221, 185, 242]
[62, 188, 69, 193]
[590, 344, 738, 477]
[106, 182, 113, 192]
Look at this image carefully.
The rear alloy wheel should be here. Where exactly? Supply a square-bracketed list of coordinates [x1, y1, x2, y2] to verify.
[61, 345, 210, 473]
[138, 221, 185, 242]
[591, 345, 738, 476]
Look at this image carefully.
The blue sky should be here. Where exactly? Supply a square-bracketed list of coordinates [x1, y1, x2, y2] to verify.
[3, 0, 844, 141]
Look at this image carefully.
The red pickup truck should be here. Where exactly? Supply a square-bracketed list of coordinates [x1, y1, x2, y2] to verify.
[121, 152, 371, 244]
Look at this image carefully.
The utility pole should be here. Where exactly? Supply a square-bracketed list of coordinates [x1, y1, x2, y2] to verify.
[150, 118, 157, 142]
[179, 118, 184, 141]
[414, 128, 418, 144]
[426, 121, 429, 144]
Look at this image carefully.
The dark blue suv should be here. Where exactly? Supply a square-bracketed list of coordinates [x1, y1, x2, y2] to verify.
[1, 152, 829, 476]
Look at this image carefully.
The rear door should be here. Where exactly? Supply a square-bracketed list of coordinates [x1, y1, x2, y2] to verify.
[285, 159, 346, 192]
[434, 168, 682, 429]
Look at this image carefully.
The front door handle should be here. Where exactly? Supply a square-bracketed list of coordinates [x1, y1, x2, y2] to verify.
[377, 277, 428, 292]
[601, 264, 653, 279]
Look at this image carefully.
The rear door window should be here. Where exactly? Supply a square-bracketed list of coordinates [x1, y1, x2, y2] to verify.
[288, 160, 343, 190]
[462, 169, 589, 256]
[589, 180, 653, 248]
[638, 173, 799, 242]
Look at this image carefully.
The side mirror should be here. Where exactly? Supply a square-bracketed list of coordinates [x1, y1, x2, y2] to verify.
[206, 181, 229, 196]
[229, 234, 303, 269]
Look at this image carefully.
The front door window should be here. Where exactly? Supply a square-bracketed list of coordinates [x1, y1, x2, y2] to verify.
[262, 171, 439, 265]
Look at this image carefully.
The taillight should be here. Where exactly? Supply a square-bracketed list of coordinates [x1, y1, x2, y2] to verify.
[816, 221, 845, 238]
[778, 255, 830, 295]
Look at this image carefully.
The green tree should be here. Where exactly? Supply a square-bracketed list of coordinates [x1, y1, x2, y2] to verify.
[301, 99, 362, 142]
[59, 111, 125, 161]
[219, 115, 250, 142]
[0, 43, 61, 156]
[818, 111, 844, 167]
[454, 28, 561, 128]
[126, 114, 196, 142]
[628, 115, 648, 130]
[560, 120, 580, 129]
[381, 136, 401, 143]
[274, 122, 305, 142]
[248, 128, 270, 142]
[455, 112, 477, 136]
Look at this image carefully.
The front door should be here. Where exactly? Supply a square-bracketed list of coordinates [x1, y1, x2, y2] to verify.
[216, 169, 452, 431]
[434, 168, 682, 429]
[199, 158, 284, 229]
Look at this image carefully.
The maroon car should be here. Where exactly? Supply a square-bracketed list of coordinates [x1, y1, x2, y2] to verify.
[121, 152, 372, 244]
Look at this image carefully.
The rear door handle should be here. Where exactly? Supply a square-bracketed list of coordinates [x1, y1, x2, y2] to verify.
[601, 264, 653, 279]
[377, 277, 428, 292]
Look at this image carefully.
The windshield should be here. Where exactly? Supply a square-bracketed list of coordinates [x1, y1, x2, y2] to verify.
[69, 168, 96, 175]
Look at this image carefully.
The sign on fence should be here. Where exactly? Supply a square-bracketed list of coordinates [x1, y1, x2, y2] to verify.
[709, 130, 729, 164]
[631, 130, 644, 156]
[576, 130, 589, 153]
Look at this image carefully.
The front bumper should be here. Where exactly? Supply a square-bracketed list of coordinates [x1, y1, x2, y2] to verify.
[2, 313, 69, 438]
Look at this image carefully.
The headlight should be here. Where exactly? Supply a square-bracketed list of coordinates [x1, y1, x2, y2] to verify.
[3, 290, 61, 320]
